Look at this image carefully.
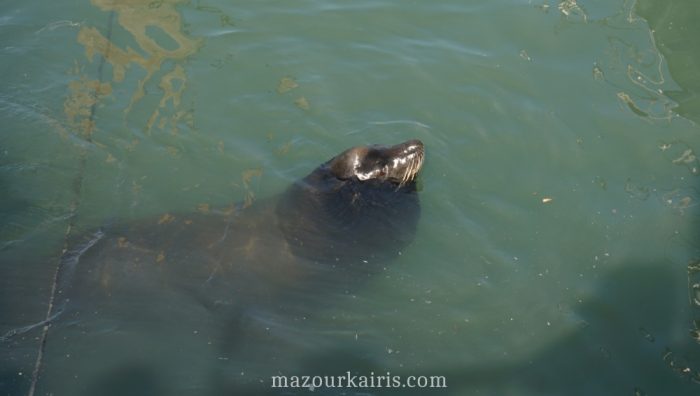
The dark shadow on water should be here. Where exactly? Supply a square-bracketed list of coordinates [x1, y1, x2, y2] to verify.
[81, 363, 162, 396]
[0, 366, 30, 396]
[429, 263, 700, 396]
[208, 264, 699, 396]
[13, 248, 699, 395]
[23, 246, 700, 396]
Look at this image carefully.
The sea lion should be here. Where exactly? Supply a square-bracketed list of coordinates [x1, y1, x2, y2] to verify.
[60, 139, 424, 316]
[39, 140, 424, 394]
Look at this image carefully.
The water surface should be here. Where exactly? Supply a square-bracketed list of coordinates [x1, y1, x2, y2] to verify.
[2, 0, 700, 395]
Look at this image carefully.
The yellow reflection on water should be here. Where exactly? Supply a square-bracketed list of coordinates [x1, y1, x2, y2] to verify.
[65, 0, 202, 138]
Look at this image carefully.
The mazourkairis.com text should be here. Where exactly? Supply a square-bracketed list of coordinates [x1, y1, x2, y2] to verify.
[271, 371, 447, 390]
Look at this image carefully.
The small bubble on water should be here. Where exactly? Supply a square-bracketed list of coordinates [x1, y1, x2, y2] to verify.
[519, 50, 532, 61]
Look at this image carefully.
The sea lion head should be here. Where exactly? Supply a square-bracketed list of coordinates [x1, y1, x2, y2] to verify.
[326, 139, 424, 187]
[278, 140, 424, 264]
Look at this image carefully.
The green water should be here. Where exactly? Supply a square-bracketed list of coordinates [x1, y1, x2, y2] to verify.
[2, 0, 700, 395]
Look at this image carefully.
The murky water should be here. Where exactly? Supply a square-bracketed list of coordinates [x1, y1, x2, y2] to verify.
[2, 0, 700, 395]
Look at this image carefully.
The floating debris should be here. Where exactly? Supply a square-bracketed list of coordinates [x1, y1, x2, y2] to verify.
[661, 141, 700, 175]
[277, 76, 299, 94]
[294, 96, 310, 110]
[594, 176, 607, 191]
[166, 146, 180, 157]
[624, 178, 650, 201]
[158, 213, 175, 225]
[592, 63, 604, 81]
[617, 92, 648, 118]
[672, 149, 697, 166]
[558, 0, 587, 22]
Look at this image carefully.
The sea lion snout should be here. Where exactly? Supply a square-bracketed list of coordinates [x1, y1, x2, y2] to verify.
[382, 139, 424, 185]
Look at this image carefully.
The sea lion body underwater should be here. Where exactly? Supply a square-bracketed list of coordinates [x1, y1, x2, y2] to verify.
[61, 139, 425, 316]
[34, 140, 423, 394]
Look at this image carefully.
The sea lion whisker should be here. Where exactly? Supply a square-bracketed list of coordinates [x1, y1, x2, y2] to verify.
[405, 161, 414, 183]
[401, 159, 414, 186]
